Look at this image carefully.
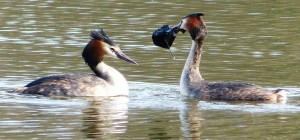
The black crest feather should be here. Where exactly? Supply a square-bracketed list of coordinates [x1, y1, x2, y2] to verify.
[182, 13, 204, 19]
[90, 28, 115, 46]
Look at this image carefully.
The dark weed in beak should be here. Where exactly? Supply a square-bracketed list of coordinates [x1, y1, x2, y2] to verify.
[172, 22, 186, 34]
[152, 25, 176, 49]
[152, 25, 177, 59]
[152, 24, 185, 59]
[152, 23, 186, 50]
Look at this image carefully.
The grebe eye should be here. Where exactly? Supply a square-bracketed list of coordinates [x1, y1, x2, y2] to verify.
[110, 47, 116, 53]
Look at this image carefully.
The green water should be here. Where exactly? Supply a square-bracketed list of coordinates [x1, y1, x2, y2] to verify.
[0, 0, 299, 139]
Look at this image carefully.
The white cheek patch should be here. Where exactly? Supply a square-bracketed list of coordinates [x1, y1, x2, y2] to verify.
[103, 44, 117, 58]
[180, 18, 188, 30]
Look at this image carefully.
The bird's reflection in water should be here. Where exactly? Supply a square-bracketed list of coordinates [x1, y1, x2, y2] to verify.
[81, 96, 128, 139]
[180, 99, 202, 139]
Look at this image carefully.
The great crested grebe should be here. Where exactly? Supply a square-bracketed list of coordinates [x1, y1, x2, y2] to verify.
[14, 28, 137, 96]
[174, 13, 287, 102]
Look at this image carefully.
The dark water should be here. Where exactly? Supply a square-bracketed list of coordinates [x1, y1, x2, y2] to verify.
[1, 0, 300, 139]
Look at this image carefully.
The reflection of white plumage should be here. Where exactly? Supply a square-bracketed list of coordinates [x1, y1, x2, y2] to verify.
[175, 13, 287, 102]
[82, 97, 129, 138]
[180, 101, 201, 139]
[15, 28, 137, 96]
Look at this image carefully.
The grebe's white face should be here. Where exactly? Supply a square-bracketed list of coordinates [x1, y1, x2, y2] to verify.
[103, 43, 118, 58]
[179, 18, 188, 31]
[103, 43, 138, 65]
[176, 14, 207, 40]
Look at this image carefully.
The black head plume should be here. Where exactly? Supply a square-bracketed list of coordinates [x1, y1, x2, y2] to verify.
[182, 13, 204, 19]
[90, 28, 115, 46]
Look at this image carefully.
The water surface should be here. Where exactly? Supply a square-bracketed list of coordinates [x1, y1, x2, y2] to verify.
[1, 0, 300, 139]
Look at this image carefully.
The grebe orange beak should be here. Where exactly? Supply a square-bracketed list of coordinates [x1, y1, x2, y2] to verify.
[173, 13, 207, 40]
[82, 28, 138, 66]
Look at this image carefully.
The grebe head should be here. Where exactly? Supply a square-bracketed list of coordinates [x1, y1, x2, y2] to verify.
[174, 13, 208, 41]
[82, 28, 138, 66]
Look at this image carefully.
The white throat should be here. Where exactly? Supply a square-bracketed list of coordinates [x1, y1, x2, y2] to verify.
[95, 62, 129, 95]
[180, 40, 204, 95]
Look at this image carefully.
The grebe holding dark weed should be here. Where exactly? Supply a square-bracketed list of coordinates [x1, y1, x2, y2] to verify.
[153, 13, 287, 103]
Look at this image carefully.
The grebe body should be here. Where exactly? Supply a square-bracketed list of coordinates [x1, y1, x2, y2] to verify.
[15, 28, 137, 96]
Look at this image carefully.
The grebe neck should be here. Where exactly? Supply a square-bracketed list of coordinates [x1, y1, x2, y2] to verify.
[181, 40, 204, 80]
[180, 40, 205, 95]
[90, 62, 110, 79]
[89, 62, 127, 86]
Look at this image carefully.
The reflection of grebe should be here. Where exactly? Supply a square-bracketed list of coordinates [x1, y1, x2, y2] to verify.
[174, 13, 287, 102]
[15, 28, 137, 96]
[180, 100, 201, 138]
[82, 97, 128, 138]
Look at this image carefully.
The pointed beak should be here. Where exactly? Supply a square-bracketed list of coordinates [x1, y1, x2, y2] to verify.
[172, 22, 186, 34]
[113, 49, 138, 65]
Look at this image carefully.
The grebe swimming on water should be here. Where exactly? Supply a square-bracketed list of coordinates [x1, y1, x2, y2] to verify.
[15, 28, 137, 96]
[173, 13, 287, 102]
